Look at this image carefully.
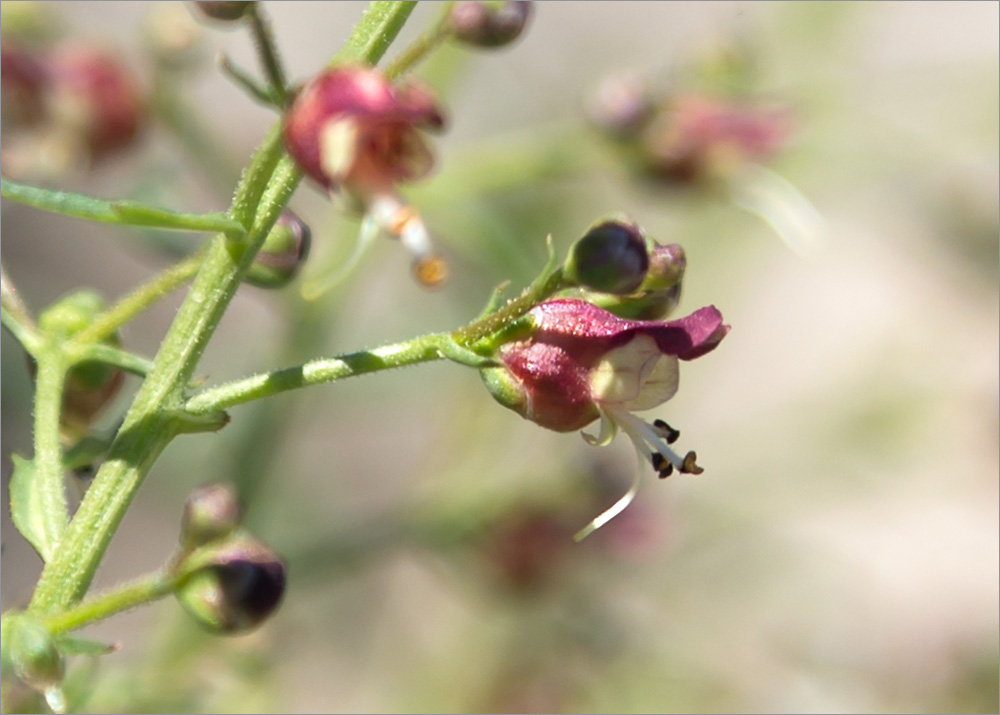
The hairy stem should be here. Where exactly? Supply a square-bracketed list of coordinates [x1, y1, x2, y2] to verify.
[31, 351, 70, 554]
[384, 2, 455, 80]
[42, 570, 176, 636]
[185, 332, 451, 415]
[74, 253, 203, 346]
[26, 0, 418, 615]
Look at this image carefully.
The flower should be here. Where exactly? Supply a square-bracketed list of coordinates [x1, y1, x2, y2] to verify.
[640, 93, 791, 184]
[481, 298, 728, 539]
[284, 66, 448, 286]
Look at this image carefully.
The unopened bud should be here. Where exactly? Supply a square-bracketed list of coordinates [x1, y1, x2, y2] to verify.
[174, 537, 286, 635]
[245, 211, 311, 288]
[192, 1, 254, 23]
[37, 291, 124, 437]
[583, 242, 686, 320]
[564, 218, 649, 295]
[449, 1, 533, 48]
[586, 73, 653, 138]
[180, 483, 243, 550]
[3, 613, 65, 695]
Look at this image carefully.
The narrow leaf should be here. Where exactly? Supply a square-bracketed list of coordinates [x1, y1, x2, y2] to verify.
[1, 178, 245, 239]
[9, 454, 57, 562]
[53, 635, 118, 657]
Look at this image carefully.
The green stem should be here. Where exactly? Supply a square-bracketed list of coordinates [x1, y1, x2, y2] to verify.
[246, 3, 289, 106]
[330, 1, 417, 67]
[1, 271, 45, 356]
[185, 332, 450, 415]
[32, 351, 70, 553]
[453, 265, 568, 347]
[74, 254, 203, 346]
[217, 53, 281, 108]
[41, 570, 176, 635]
[383, 2, 455, 80]
[26, 0, 419, 616]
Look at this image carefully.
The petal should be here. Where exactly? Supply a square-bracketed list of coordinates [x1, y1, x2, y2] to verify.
[528, 299, 729, 362]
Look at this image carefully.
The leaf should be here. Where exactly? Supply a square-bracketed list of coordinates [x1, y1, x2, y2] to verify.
[9, 454, 57, 562]
[0, 178, 245, 239]
[52, 635, 118, 657]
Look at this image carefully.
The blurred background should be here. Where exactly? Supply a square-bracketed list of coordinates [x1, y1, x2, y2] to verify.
[2, 2, 997, 712]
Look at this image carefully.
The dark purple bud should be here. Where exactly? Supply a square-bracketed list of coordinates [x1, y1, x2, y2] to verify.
[175, 537, 286, 635]
[564, 218, 649, 295]
[180, 483, 243, 549]
[245, 211, 311, 288]
[192, 1, 254, 22]
[449, 1, 533, 48]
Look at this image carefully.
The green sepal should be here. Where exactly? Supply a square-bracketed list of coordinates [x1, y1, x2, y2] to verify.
[52, 635, 117, 657]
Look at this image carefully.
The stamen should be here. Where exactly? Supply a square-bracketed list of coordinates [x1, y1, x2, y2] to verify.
[652, 418, 680, 444]
[368, 193, 448, 288]
[680, 450, 704, 475]
[614, 408, 685, 471]
[651, 452, 674, 479]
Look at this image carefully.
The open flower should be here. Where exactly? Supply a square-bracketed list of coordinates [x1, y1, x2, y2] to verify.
[284, 66, 448, 286]
[481, 298, 728, 539]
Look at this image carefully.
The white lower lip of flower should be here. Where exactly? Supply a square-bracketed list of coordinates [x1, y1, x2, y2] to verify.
[319, 118, 359, 182]
[589, 336, 679, 410]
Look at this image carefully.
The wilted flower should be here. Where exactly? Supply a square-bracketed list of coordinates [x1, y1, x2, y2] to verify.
[284, 66, 448, 286]
[481, 298, 728, 539]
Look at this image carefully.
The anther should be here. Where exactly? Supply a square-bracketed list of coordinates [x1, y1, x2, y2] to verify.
[651, 452, 674, 479]
[680, 450, 704, 475]
[652, 418, 680, 444]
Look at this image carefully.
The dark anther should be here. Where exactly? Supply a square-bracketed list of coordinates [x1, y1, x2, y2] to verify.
[680, 450, 704, 475]
[651, 452, 674, 479]
[652, 419, 680, 444]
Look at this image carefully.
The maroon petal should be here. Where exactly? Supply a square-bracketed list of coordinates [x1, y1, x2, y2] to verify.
[528, 299, 728, 362]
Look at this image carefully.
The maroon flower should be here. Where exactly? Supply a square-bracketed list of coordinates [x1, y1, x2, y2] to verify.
[641, 94, 792, 183]
[482, 298, 728, 539]
[284, 66, 448, 286]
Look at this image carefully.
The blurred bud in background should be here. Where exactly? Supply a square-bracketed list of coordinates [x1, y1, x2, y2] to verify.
[449, 1, 533, 49]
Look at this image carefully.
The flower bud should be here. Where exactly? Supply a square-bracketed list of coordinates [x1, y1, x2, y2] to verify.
[174, 537, 286, 634]
[563, 218, 649, 295]
[37, 291, 124, 438]
[2, 613, 64, 696]
[586, 73, 653, 138]
[588, 242, 686, 320]
[192, 1, 253, 22]
[180, 483, 243, 550]
[144, 4, 207, 71]
[449, 1, 533, 49]
[245, 211, 311, 288]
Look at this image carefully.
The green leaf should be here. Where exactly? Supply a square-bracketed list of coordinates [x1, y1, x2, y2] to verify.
[52, 635, 117, 657]
[9, 454, 58, 562]
[1, 178, 246, 239]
